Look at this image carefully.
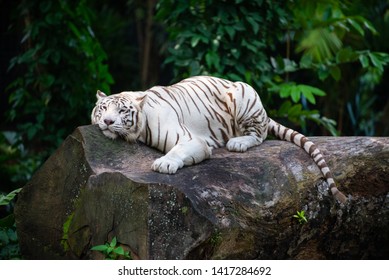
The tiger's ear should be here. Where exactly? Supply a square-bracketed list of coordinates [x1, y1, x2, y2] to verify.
[135, 92, 147, 109]
[96, 90, 107, 100]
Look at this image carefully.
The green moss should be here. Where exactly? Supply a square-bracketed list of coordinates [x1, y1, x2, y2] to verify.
[181, 206, 189, 215]
[61, 212, 75, 252]
[210, 230, 222, 246]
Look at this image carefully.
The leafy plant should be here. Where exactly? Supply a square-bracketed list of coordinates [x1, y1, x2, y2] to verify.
[157, 0, 388, 136]
[157, 0, 286, 87]
[283, 1, 389, 135]
[6, 0, 114, 166]
[61, 213, 74, 252]
[0, 188, 22, 260]
[0, 131, 41, 189]
[0, 227, 20, 260]
[90, 237, 132, 260]
[156, 0, 339, 134]
[0, 188, 22, 207]
[293, 210, 308, 224]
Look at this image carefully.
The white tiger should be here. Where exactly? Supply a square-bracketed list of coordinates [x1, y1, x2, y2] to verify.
[91, 76, 347, 203]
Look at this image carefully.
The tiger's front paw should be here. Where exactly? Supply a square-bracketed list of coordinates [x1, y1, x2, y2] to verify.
[152, 156, 184, 174]
[226, 136, 262, 152]
[226, 139, 249, 152]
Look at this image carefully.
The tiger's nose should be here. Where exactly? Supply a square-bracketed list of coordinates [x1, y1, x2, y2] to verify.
[104, 119, 115, 126]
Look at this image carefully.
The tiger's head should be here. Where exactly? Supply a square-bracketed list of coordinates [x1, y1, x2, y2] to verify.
[91, 90, 147, 142]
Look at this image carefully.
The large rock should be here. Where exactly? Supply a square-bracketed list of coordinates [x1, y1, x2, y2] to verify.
[15, 125, 389, 259]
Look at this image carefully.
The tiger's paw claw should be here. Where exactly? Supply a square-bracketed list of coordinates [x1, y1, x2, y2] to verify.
[152, 156, 184, 174]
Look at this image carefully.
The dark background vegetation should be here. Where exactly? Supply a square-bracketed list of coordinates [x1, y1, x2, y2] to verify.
[0, 0, 388, 259]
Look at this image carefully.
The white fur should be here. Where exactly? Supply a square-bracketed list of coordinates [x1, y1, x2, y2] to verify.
[92, 76, 268, 174]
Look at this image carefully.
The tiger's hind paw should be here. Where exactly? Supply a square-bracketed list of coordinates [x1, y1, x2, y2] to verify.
[152, 156, 184, 174]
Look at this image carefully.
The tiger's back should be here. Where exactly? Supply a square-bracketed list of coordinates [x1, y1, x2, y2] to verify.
[140, 76, 268, 152]
[91, 76, 347, 203]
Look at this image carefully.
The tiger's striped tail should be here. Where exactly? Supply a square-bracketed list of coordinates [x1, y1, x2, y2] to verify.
[268, 118, 347, 203]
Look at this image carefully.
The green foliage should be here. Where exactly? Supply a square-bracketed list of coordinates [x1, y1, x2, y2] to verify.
[0, 132, 41, 189]
[61, 213, 75, 252]
[157, 0, 388, 136]
[0, 188, 22, 207]
[0, 188, 22, 260]
[181, 206, 189, 215]
[271, 83, 326, 105]
[293, 210, 308, 224]
[288, 2, 389, 83]
[90, 1, 145, 91]
[156, 0, 338, 133]
[0, 227, 20, 260]
[7, 0, 113, 162]
[284, 1, 389, 135]
[157, 0, 285, 86]
[90, 237, 132, 260]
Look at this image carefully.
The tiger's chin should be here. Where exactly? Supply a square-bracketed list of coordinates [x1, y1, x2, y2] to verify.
[101, 128, 140, 143]
[102, 129, 118, 140]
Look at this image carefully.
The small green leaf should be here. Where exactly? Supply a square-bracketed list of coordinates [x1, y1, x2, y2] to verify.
[309, 86, 326, 97]
[336, 48, 357, 63]
[106, 247, 114, 255]
[347, 18, 364, 36]
[241, 39, 257, 52]
[300, 86, 316, 104]
[228, 73, 243, 81]
[368, 52, 385, 72]
[189, 61, 201, 76]
[90, 245, 108, 251]
[278, 101, 292, 115]
[359, 16, 378, 34]
[359, 54, 369, 68]
[205, 52, 212, 68]
[329, 66, 341, 81]
[318, 68, 330, 81]
[293, 210, 308, 224]
[0, 188, 22, 206]
[124, 251, 132, 260]
[40, 74, 55, 88]
[247, 17, 259, 34]
[280, 85, 291, 98]
[0, 229, 10, 244]
[67, 22, 82, 39]
[224, 25, 235, 39]
[110, 237, 117, 248]
[230, 48, 240, 59]
[288, 104, 303, 117]
[284, 58, 298, 72]
[290, 86, 301, 103]
[299, 54, 313, 69]
[113, 246, 125, 255]
[191, 36, 200, 48]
